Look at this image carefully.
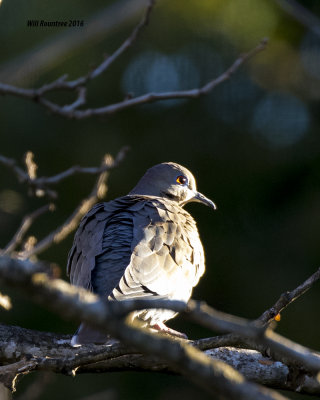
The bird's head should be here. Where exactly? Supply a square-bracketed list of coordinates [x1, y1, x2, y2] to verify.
[129, 162, 216, 209]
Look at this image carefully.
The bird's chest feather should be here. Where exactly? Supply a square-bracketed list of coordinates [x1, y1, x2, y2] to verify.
[129, 200, 205, 298]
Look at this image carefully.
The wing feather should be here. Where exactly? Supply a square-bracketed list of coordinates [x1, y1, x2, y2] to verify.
[68, 196, 205, 313]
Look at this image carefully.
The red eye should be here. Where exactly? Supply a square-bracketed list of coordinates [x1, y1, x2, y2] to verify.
[176, 175, 188, 185]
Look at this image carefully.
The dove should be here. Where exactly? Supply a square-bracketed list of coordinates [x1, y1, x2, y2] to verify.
[67, 162, 216, 346]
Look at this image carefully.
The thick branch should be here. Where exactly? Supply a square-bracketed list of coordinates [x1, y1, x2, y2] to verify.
[103, 296, 320, 373]
[0, 256, 288, 400]
[1, 324, 319, 396]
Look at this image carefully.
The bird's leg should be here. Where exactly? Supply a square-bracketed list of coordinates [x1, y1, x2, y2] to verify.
[150, 322, 188, 339]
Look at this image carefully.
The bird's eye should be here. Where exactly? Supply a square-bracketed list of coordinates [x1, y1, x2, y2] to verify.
[176, 175, 188, 185]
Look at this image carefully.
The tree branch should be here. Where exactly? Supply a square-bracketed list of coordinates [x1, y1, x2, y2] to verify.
[258, 267, 320, 324]
[2, 324, 319, 396]
[99, 296, 320, 374]
[0, 147, 129, 199]
[88, 0, 156, 80]
[0, 256, 290, 400]
[274, 0, 320, 37]
[0, 15, 268, 121]
[3, 204, 55, 255]
[0, 147, 128, 258]
[20, 149, 128, 259]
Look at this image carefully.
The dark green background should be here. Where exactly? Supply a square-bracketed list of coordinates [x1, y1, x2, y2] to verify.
[1, 0, 320, 399]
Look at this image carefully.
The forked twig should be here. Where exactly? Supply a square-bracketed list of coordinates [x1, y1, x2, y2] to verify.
[258, 267, 320, 324]
[20, 147, 128, 258]
[3, 204, 55, 255]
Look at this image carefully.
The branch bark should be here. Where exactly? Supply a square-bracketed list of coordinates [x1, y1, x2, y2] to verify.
[2, 256, 320, 398]
[0, 256, 290, 400]
[1, 323, 320, 396]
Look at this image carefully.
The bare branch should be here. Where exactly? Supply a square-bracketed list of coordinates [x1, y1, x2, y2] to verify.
[20, 148, 128, 259]
[0, 0, 148, 85]
[3, 204, 55, 255]
[107, 298, 266, 338]
[0, 36, 268, 119]
[34, 146, 129, 186]
[1, 323, 319, 396]
[24, 152, 37, 180]
[104, 297, 320, 373]
[274, 0, 320, 37]
[0, 147, 128, 259]
[0, 147, 129, 199]
[0, 0, 158, 118]
[62, 86, 87, 112]
[89, 0, 156, 80]
[258, 267, 320, 324]
[0, 155, 29, 184]
[0, 256, 289, 400]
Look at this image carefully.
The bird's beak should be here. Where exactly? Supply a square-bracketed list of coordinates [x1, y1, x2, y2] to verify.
[193, 191, 217, 210]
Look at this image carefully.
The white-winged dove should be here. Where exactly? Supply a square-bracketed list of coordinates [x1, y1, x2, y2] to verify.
[67, 162, 216, 346]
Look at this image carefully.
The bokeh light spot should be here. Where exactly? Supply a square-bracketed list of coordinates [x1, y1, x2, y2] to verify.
[251, 93, 310, 147]
[0, 189, 23, 214]
[206, 75, 261, 124]
[121, 51, 200, 108]
[215, 0, 278, 46]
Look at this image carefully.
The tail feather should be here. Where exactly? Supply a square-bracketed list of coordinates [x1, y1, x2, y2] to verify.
[71, 323, 109, 347]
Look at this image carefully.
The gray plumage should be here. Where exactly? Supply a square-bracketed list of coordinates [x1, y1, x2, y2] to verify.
[67, 162, 216, 346]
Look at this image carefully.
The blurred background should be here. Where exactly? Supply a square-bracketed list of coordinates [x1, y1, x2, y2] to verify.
[1, 0, 320, 399]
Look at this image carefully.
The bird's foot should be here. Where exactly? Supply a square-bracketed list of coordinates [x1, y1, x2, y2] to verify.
[150, 322, 188, 339]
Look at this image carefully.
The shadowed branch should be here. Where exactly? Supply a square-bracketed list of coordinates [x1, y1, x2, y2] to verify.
[0, 255, 290, 400]
[1, 256, 320, 398]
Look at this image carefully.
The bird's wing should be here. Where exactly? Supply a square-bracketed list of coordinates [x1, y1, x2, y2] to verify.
[109, 199, 205, 302]
[68, 196, 205, 303]
[67, 201, 119, 290]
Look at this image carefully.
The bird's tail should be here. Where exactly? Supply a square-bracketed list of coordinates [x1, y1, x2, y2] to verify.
[71, 323, 112, 347]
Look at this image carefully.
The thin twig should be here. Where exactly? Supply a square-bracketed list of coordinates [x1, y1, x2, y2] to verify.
[274, 0, 320, 37]
[0, 0, 157, 117]
[257, 267, 320, 324]
[44, 38, 269, 119]
[0, 154, 29, 183]
[0, 146, 129, 199]
[20, 147, 128, 258]
[89, 0, 156, 80]
[3, 204, 55, 255]
[0, 37, 268, 119]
